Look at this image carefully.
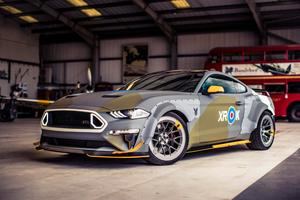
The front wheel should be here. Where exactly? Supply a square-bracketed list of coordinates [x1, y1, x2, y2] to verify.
[147, 112, 188, 165]
[247, 111, 275, 150]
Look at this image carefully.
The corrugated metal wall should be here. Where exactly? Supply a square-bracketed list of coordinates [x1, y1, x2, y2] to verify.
[0, 17, 39, 98]
[268, 28, 300, 45]
[0, 17, 39, 63]
[43, 29, 300, 85]
[178, 31, 259, 69]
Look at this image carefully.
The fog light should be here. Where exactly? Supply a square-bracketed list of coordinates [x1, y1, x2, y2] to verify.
[108, 129, 139, 136]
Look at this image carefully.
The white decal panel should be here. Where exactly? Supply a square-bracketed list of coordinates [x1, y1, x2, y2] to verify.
[222, 63, 300, 76]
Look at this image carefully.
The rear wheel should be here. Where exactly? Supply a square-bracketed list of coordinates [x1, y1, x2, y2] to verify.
[247, 111, 275, 150]
[288, 104, 300, 122]
[147, 112, 188, 165]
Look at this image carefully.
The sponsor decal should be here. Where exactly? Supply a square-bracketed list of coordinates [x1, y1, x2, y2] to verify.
[193, 107, 198, 116]
[218, 106, 240, 125]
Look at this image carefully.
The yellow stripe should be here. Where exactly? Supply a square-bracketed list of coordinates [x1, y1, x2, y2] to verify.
[86, 155, 149, 159]
[187, 140, 251, 154]
[17, 98, 54, 104]
[37, 100, 54, 104]
[112, 140, 144, 155]
[212, 140, 250, 148]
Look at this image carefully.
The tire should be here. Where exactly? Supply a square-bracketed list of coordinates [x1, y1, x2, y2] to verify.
[147, 112, 189, 165]
[247, 111, 275, 150]
[288, 104, 300, 122]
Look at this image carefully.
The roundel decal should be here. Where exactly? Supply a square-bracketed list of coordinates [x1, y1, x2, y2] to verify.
[227, 106, 236, 125]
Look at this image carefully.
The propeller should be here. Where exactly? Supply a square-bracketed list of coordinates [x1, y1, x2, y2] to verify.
[86, 67, 94, 93]
[87, 67, 92, 87]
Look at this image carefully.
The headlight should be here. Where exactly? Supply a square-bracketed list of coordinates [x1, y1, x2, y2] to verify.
[109, 109, 150, 119]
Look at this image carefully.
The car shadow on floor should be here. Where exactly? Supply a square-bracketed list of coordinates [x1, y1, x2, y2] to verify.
[183, 145, 249, 160]
[15, 145, 250, 168]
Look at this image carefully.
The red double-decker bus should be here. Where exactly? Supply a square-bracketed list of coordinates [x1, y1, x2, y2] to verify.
[204, 45, 300, 121]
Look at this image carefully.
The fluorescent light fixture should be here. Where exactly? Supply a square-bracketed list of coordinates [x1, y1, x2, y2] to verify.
[19, 16, 38, 23]
[81, 8, 101, 17]
[66, 0, 87, 7]
[171, 0, 190, 8]
[66, 0, 102, 17]
[0, 5, 22, 14]
[0, 4, 38, 23]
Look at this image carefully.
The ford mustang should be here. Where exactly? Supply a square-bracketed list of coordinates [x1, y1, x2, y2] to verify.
[37, 70, 275, 165]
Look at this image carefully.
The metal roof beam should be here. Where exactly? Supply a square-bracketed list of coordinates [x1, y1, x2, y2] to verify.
[58, 0, 132, 12]
[0, 0, 26, 6]
[245, 0, 264, 35]
[23, 0, 95, 46]
[266, 15, 300, 25]
[245, 0, 266, 44]
[267, 32, 298, 44]
[132, 0, 175, 41]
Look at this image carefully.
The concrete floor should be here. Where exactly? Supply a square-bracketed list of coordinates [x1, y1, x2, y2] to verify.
[0, 119, 299, 200]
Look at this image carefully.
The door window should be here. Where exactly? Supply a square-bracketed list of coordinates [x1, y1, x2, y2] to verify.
[201, 75, 237, 94]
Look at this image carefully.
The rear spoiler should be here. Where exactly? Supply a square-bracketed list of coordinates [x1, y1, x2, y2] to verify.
[252, 88, 270, 97]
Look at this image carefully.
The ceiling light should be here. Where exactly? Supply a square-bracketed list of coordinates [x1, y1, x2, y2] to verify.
[19, 16, 38, 23]
[66, 0, 102, 17]
[81, 8, 101, 17]
[66, 0, 87, 7]
[0, 5, 22, 14]
[171, 0, 190, 8]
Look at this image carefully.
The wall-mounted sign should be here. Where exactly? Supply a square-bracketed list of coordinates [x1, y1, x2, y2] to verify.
[122, 45, 148, 81]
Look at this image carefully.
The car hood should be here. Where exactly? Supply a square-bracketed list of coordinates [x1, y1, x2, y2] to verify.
[48, 90, 186, 112]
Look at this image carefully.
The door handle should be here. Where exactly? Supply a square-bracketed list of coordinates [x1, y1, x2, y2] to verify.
[235, 101, 244, 106]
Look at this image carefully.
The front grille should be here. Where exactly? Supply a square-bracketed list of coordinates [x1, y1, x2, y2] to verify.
[46, 110, 103, 129]
[41, 136, 114, 149]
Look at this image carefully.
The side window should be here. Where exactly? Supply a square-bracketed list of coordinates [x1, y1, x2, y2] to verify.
[264, 84, 285, 93]
[201, 75, 236, 94]
[288, 82, 300, 93]
[244, 51, 264, 61]
[223, 52, 242, 62]
[208, 54, 221, 64]
[234, 82, 247, 93]
[288, 51, 300, 60]
[266, 51, 286, 61]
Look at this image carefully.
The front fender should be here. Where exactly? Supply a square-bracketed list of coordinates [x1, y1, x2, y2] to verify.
[141, 98, 200, 145]
[141, 102, 176, 145]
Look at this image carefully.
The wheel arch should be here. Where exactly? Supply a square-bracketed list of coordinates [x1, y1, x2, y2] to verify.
[167, 110, 189, 124]
[142, 102, 193, 145]
[255, 109, 275, 130]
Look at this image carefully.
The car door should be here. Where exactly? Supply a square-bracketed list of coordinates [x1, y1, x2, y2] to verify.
[194, 74, 245, 144]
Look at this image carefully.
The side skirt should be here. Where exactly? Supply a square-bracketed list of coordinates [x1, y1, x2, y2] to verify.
[187, 140, 251, 154]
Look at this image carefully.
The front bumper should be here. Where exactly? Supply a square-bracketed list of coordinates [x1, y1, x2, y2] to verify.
[36, 141, 149, 158]
[38, 111, 151, 157]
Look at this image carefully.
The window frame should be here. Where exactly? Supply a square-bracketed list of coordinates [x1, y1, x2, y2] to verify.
[199, 74, 247, 94]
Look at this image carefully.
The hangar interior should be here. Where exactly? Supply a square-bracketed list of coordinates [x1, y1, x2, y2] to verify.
[1, 0, 300, 98]
[0, 0, 300, 200]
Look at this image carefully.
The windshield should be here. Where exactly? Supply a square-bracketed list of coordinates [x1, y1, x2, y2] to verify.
[121, 71, 205, 92]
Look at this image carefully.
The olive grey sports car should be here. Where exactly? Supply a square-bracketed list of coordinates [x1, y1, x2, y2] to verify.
[37, 70, 275, 165]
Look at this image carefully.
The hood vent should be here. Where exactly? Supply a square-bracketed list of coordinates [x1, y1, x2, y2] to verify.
[102, 94, 122, 98]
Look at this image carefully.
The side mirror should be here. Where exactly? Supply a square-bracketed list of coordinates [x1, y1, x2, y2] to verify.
[206, 85, 224, 94]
